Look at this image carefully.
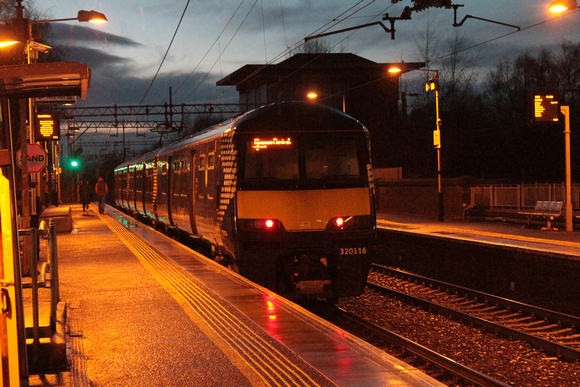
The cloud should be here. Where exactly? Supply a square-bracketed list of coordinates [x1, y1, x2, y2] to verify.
[43, 23, 142, 47]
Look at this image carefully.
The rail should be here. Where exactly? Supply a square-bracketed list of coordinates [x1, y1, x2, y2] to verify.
[470, 183, 580, 210]
[370, 264, 580, 362]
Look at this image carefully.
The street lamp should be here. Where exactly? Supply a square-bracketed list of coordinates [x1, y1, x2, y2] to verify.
[389, 65, 444, 221]
[547, 1, 578, 231]
[0, 2, 106, 382]
[548, 0, 577, 12]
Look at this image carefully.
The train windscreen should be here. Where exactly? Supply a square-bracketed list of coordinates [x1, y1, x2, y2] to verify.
[239, 132, 367, 190]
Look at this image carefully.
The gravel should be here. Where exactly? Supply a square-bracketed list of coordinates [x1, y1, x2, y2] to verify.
[338, 283, 580, 386]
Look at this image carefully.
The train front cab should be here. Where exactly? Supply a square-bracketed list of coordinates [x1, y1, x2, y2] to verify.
[234, 126, 375, 299]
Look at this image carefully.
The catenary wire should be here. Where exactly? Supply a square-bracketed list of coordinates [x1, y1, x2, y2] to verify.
[138, 0, 192, 106]
[183, 0, 259, 101]
[207, 1, 378, 103]
[174, 0, 248, 94]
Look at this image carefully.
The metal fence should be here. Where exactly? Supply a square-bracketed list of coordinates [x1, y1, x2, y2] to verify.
[470, 183, 580, 210]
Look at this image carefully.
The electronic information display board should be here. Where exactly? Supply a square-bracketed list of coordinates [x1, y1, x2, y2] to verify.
[532, 94, 560, 123]
[35, 112, 60, 141]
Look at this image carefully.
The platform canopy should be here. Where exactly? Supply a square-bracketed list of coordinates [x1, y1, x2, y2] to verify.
[0, 62, 91, 100]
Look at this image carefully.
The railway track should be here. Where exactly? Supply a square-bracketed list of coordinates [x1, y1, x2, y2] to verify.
[304, 298, 509, 386]
[330, 306, 511, 387]
[369, 264, 580, 362]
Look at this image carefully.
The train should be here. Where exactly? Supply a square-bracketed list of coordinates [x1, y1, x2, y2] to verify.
[114, 101, 376, 300]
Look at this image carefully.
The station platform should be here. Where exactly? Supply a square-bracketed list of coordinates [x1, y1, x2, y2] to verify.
[27, 204, 442, 386]
[377, 213, 580, 260]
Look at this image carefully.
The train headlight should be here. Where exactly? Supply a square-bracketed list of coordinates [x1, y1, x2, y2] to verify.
[326, 215, 373, 230]
[239, 219, 283, 231]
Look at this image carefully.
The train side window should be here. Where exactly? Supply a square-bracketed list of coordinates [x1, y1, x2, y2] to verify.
[197, 155, 206, 199]
[207, 153, 215, 199]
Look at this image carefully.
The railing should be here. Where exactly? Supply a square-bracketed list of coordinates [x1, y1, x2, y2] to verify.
[470, 183, 580, 210]
[19, 220, 59, 347]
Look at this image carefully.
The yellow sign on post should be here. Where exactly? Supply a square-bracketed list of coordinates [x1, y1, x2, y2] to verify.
[433, 129, 441, 149]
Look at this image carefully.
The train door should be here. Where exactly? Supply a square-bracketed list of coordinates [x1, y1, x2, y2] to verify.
[152, 156, 159, 221]
[156, 156, 172, 226]
[0, 170, 23, 385]
[188, 150, 198, 235]
[195, 142, 219, 236]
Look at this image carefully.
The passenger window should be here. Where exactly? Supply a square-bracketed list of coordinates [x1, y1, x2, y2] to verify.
[207, 153, 215, 199]
[197, 155, 206, 199]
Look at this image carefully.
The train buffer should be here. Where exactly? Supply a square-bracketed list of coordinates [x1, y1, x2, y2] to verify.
[518, 200, 563, 230]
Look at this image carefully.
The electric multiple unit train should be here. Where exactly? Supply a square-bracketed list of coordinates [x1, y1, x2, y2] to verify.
[114, 102, 376, 300]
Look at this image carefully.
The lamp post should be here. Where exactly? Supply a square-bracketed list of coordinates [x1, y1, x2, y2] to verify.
[1, 1, 108, 213]
[389, 66, 444, 221]
[547, 1, 577, 231]
[0, 2, 106, 383]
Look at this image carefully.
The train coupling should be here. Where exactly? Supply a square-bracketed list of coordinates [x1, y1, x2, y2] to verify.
[295, 279, 332, 295]
[290, 254, 332, 295]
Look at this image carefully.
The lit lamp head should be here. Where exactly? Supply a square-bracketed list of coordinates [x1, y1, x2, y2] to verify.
[388, 67, 402, 75]
[549, 0, 577, 12]
[77, 10, 108, 23]
[0, 29, 19, 48]
[306, 92, 318, 101]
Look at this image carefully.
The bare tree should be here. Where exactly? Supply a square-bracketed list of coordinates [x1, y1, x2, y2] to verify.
[288, 39, 347, 56]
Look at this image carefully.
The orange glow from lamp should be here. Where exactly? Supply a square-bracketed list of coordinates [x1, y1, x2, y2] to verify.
[307, 92, 318, 100]
[549, 0, 577, 12]
[0, 29, 19, 48]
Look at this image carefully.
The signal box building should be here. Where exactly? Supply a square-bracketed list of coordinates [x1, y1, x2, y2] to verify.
[217, 53, 423, 168]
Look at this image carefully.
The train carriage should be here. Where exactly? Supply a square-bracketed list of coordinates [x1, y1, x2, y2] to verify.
[115, 102, 376, 300]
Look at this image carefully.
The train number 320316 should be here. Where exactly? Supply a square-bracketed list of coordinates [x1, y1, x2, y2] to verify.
[339, 247, 367, 255]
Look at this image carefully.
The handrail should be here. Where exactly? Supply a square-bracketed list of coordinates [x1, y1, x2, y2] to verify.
[18, 219, 59, 349]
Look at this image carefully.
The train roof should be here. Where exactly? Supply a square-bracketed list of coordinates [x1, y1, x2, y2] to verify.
[116, 102, 366, 170]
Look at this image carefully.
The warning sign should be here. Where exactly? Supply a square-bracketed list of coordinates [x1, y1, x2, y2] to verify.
[16, 144, 47, 173]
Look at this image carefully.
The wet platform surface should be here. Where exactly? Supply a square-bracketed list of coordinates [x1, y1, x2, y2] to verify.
[28, 204, 443, 386]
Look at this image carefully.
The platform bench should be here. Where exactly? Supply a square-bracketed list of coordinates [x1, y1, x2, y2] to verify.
[518, 201, 562, 229]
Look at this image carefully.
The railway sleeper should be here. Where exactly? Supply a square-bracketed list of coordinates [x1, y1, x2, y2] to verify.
[471, 305, 501, 314]
[448, 299, 479, 308]
[494, 312, 524, 320]
[556, 333, 580, 340]
[507, 320, 548, 329]
[440, 295, 464, 302]
[457, 302, 489, 311]
[534, 328, 577, 337]
[521, 323, 561, 332]
[418, 289, 441, 296]
[501, 315, 536, 324]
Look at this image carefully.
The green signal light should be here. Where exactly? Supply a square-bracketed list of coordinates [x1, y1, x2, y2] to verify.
[70, 160, 79, 168]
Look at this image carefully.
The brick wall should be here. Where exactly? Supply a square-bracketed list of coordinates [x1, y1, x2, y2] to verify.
[376, 177, 475, 219]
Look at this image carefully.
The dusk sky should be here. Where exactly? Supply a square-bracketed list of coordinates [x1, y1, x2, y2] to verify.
[37, 0, 580, 107]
